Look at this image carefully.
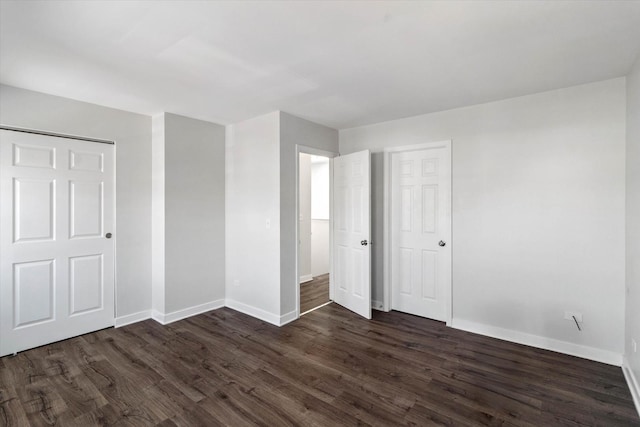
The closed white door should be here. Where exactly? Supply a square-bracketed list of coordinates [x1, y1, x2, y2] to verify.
[333, 150, 371, 319]
[0, 130, 115, 356]
[391, 147, 451, 321]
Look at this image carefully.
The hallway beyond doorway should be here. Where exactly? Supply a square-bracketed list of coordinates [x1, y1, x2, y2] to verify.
[300, 273, 330, 315]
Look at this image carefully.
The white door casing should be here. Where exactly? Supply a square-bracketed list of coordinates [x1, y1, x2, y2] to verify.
[333, 150, 371, 319]
[0, 130, 115, 356]
[388, 143, 451, 322]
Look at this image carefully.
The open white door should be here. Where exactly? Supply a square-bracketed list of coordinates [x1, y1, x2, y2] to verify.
[333, 150, 371, 319]
[0, 130, 115, 356]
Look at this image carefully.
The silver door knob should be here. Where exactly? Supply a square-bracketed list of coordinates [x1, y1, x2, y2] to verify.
[361, 240, 368, 246]
[105, 233, 112, 239]
[438, 240, 446, 247]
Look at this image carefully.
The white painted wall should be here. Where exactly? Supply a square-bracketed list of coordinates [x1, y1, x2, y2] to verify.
[311, 220, 330, 277]
[311, 159, 330, 220]
[226, 112, 336, 323]
[225, 112, 282, 320]
[0, 84, 152, 320]
[280, 112, 339, 317]
[153, 113, 225, 320]
[151, 114, 166, 316]
[164, 113, 225, 314]
[299, 153, 312, 282]
[625, 55, 640, 406]
[340, 79, 626, 363]
[311, 159, 330, 277]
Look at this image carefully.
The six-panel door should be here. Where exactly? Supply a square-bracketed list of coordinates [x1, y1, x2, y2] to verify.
[0, 130, 115, 356]
[333, 150, 372, 319]
[391, 147, 451, 321]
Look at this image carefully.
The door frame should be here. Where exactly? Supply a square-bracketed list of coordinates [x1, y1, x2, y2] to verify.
[294, 145, 338, 319]
[383, 140, 452, 324]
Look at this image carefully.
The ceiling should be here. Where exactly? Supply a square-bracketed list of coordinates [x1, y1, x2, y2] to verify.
[1, 1, 639, 130]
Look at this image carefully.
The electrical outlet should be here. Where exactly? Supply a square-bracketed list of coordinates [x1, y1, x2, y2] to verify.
[564, 311, 583, 323]
[633, 339, 637, 353]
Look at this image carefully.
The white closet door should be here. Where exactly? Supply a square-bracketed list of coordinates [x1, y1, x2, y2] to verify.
[0, 130, 115, 356]
[333, 150, 371, 319]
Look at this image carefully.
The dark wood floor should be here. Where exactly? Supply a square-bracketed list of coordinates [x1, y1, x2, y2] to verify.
[300, 273, 330, 313]
[1, 304, 638, 426]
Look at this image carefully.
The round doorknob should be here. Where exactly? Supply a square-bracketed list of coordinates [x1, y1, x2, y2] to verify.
[361, 240, 368, 246]
[438, 240, 446, 247]
[105, 233, 112, 239]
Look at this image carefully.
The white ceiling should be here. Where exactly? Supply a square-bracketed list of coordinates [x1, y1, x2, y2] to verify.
[1, 1, 639, 129]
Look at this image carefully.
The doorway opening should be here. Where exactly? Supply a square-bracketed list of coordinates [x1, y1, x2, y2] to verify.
[298, 153, 332, 315]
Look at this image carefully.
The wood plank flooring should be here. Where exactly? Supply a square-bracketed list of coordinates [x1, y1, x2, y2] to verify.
[300, 273, 330, 313]
[1, 304, 638, 426]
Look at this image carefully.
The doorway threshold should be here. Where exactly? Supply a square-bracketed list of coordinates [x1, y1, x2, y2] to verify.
[300, 301, 333, 316]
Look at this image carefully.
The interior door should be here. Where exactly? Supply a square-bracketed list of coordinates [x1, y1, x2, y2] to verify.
[391, 147, 451, 321]
[0, 129, 115, 356]
[333, 150, 371, 319]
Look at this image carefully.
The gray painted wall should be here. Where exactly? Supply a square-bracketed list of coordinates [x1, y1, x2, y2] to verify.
[225, 112, 282, 317]
[625, 55, 640, 391]
[340, 79, 626, 360]
[225, 112, 337, 322]
[164, 113, 225, 313]
[0, 84, 152, 318]
[280, 112, 339, 316]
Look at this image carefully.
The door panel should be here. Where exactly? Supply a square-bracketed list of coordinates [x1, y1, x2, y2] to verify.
[14, 178, 56, 242]
[13, 259, 55, 327]
[391, 148, 451, 321]
[69, 180, 103, 238]
[421, 250, 437, 299]
[69, 150, 103, 172]
[13, 144, 56, 169]
[69, 254, 103, 315]
[0, 130, 115, 356]
[333, 150, 371, 319]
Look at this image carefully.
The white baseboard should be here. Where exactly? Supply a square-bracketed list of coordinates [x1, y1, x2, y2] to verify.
[623, 356, 640, 418]
[225, 299, 281, 326]
[279, 309, 298, 326]
[299, 274, 313, 284]
[372, 300, 385, 311]
[225, 299, 299, 326]
[450, 318, 622, 366]
[152, 299, 225, 325]
[117, 300, 294, 329]
[115, 310, 151, 327]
